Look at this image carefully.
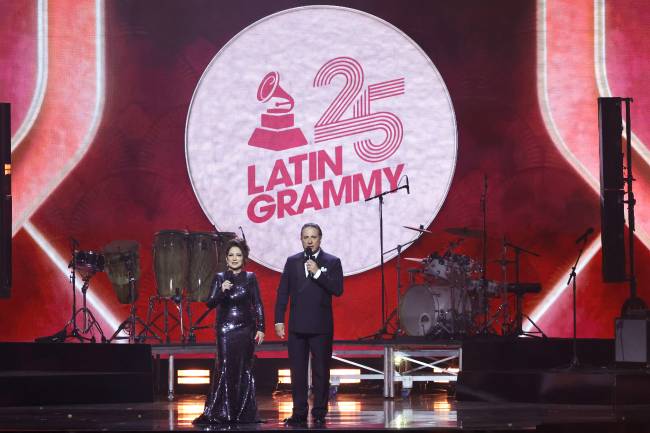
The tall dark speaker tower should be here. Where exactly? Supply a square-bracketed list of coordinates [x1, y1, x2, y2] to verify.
[0, 103, 10, 298]
[598, 97, 626, 282]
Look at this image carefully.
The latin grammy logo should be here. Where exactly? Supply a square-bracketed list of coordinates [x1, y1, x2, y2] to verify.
[248, 71, 307, 151]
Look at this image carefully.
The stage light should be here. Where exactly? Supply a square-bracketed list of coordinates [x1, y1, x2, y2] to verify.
[278, 368, 291, 384]
[177, 369, 210, 385]
[331, 368, 361, 384]
[336, 401, 361, 413]
[176, 399, 205, 426]
[433, 366, 459, 374]
[277, 401, 293, 417]
[277, 368, 361, 384]
[433, 401, 451, 412]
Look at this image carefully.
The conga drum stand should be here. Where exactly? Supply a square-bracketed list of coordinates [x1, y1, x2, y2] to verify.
[145, 291, 186, 344]
[108, 254, 161, 343]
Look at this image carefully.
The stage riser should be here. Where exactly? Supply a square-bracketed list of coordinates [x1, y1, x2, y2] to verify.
[0, 373, 153, 406]
[461, 338, 614, 371]
[457, 371, 650, 404]
[457, 338, 650, 404]
[0, 343, 154, 407]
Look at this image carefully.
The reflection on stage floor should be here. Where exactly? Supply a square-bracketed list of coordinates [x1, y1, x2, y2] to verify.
[1, 390, 650, 432]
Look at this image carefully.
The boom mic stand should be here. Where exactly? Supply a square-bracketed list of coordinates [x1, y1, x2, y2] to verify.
[360, 177, 410, 340]
[362, 238, 419, 339]
[566, 232, 591, 368]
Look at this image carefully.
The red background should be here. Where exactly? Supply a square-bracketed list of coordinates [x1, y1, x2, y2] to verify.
[1, 0, 649, 342]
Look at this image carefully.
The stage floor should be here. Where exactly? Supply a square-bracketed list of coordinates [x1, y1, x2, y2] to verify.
[1, 390, 650, 432]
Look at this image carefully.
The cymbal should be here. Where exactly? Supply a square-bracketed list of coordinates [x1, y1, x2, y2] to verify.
[444, 227, 484, 238]
[403, 225, 432, 234]
[404, 257, 428, 263]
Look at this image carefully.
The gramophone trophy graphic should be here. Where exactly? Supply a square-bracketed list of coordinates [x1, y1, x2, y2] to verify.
[248, 71, 307, 151]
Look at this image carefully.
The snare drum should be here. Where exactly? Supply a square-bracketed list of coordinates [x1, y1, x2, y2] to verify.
[73, 250, 105, 278]
[423, 253, 450, 280]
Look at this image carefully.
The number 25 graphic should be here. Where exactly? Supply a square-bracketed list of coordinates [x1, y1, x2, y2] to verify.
[313, 57, 405, 163]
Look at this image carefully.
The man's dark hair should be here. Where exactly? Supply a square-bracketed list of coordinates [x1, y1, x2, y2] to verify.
[301, 222, 322, 237]
[224, 237, 250, 264]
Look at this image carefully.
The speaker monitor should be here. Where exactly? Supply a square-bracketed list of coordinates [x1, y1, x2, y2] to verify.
[615, 318, 650, 364]
[598, 97, 626, 282]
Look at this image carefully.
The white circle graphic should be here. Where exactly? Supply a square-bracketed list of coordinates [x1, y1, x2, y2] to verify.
[186, 6, 457, 275]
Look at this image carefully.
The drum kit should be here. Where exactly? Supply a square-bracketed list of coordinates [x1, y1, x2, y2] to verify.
[42, 230, 235, 344]
[396, 225, 544, 338]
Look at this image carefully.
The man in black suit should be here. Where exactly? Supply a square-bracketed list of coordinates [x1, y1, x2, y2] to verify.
[274, 223, 344, 426]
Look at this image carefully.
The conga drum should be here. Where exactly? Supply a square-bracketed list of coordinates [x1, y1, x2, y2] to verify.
[153, 230, 189, 298]
[188, 232, 219, 302]
[103, 240, 141, 304]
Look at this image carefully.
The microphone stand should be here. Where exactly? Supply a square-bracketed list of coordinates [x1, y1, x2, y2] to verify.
[386, 238, 419, 336]
[567, 234, 590, 369]
[360, 181, 409, 340]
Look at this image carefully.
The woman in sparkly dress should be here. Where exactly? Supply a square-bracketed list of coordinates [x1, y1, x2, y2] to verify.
[193, 238, 265, 425]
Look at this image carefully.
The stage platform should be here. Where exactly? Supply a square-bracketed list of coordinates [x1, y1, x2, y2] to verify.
[1, 392, 650, 432]
[151, 338, 463, 400]
[3, 338, 650, 431]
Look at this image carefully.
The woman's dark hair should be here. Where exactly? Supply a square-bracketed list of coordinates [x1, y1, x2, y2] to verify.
[224, 238, 250, 264]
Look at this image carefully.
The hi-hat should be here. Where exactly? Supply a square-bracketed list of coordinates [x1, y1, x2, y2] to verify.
[444, 227, 484, 238]
[403, 225, 432, 234]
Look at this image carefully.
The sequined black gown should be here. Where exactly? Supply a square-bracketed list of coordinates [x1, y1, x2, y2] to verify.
[195, 271, 265, 424]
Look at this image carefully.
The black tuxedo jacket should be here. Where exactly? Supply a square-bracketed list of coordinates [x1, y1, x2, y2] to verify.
[274, 249, 343, 334]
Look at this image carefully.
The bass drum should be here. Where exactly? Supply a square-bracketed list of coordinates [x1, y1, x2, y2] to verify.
[399, 284, 472, 336]
[399, 284, 439, 336]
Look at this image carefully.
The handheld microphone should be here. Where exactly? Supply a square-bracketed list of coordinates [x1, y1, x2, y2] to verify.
[224, 270, 235, 284]
[304, 247, 314, 277]
[575, 227, 594, 244]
